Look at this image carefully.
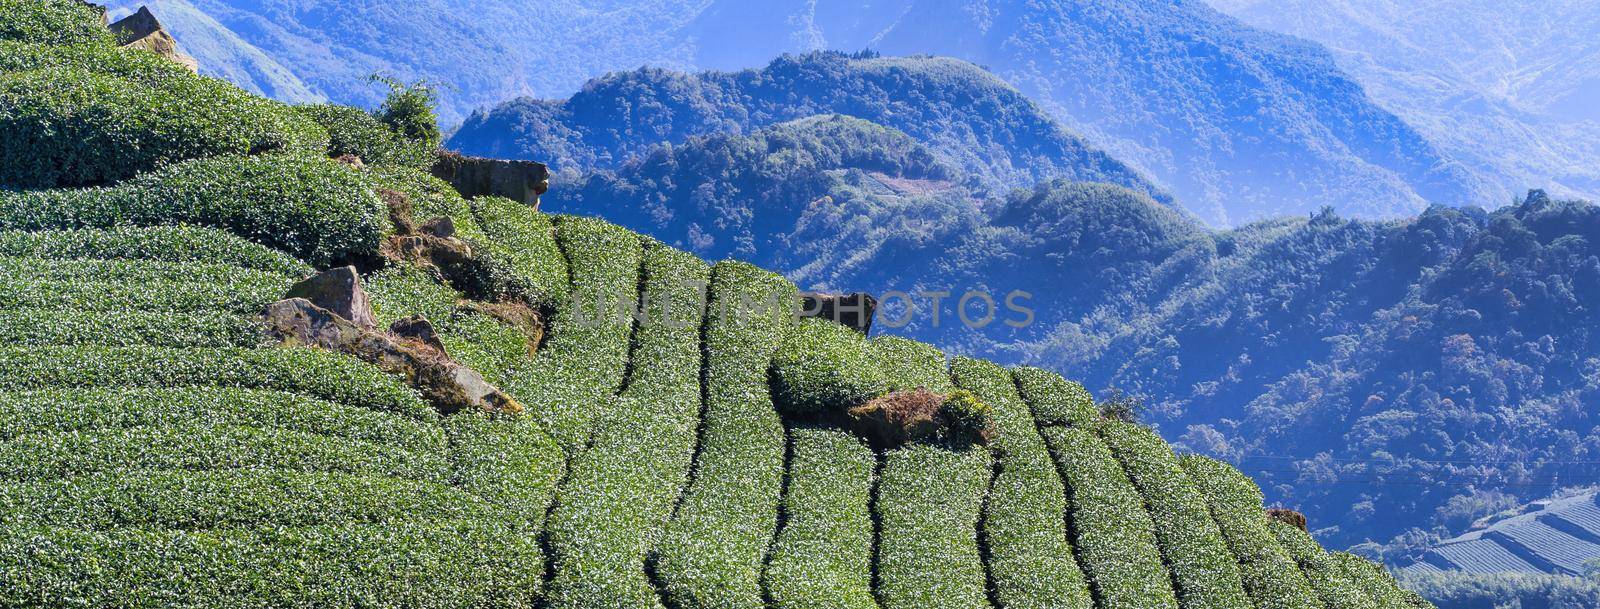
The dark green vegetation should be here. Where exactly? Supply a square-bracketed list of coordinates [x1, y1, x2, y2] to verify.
[451, 54, 1166, 202]
[0, 5, 1424, 607]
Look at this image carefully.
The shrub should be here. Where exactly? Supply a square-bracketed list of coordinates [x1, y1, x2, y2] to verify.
[472, 196, 570, 307]
[875, 443, 992, 609]
[771, 317, 890, 415]
[0, 346, 433, 420]
[504, 216, 641, 453]
[374, 77, 442, 152]
[1269, 520, 1379, 609]
[1181, 455, 1323, 609]
[0, 424, 448, 483]
[0, 308, 263, 348]
[542, 244, 708, 609]
[0, 277, 287, 313]
[0, 227, 311, 276]
[1329, 553, 1430, 609]
[437, 310, 532, 388]
[1099, 421, 1252, 609]
[365, 262, 462, 328]
[0, 0, 113, 46]
[296, 103, 434, 168]
[0, 387, 444, 454]
[952, 356, 1095, 609]
[938, 389, 997, 446]
[1043, 426, 1180, 609]
[0, 520, 543, 608]
[0, 470, 494, 530]
[763, 426, 878, 609]
[656, 261, 795, 609]
[0, 255, 290, 286]
[870, 335, 954, 393]
[1013, 366, 1100, 428]
[0, 154, 385, 267]
[0, 61, 328, 189]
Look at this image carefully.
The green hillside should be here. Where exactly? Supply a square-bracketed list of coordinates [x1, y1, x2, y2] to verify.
[0, 3, 1429, 607]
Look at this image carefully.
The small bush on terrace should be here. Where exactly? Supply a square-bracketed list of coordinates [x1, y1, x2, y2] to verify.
[0, 227, 311, 276]
[1181, 455, 1322, 609]
[297, 103, 436, 169]
[771, 317, 890, 415]
[0, 154, 386, 267]
[0, 58, 328, 189]
[0, 0, 114, 47]
[1269, 520, 1378, 609]
[1013, 366, 1100, 428]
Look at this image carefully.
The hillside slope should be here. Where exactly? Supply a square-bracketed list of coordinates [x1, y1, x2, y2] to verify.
[449, 52, 1169, 202]
[0, 3, 1427, 607]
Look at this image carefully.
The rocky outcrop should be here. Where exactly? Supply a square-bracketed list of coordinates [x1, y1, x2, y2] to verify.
[801, 292, 877, 335]
[286, 266, 378, 328]
[1268, 508, 1309, 532]
[109, 7, 198, 72]
[847, 388, 995, 448]
[430, 151, 550, 208]
[261, 298, 523, 416]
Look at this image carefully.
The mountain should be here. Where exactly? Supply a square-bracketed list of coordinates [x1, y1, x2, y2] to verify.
[115, 0, 1502, 225]
[0, 4, 1434, 607]
[1206, 0, 1600, 217]
[102, 0, 322, 104]
[449, 52, 1170, 202]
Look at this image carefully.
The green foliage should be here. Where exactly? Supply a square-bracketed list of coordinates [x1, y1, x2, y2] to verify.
[296, 102, 435, 168]
[1181, 455, 1322, 609]
[871, 335, 955, 393]
[1269, 521, 1379, 609]
[1013, 366, 1101, 428]
[365, 262, 461, 328]
[0, 308, 263, 348]
[0, 154, 386, 267]
[764, 426, 878, 609]
[368, 164, 489, 241]
[1399, 570, 1596, 609]
[435, 311, 530, 388]
[505, 216, 641, 453]
[771, 317, 890, 415]
[1098, 421, 1252, 609]
[0, 521, 543, 608]
[542, 244, 708, 609]
[0, 255, 291, 286]
[0, 424, 448, 483]
[939, 389, 996, 447]
[875, 443, 992, 609]
[0, 387, 444, 454]
[373, 77, 442, 152]
[0, 275, 286, 314]
[0, 0, 113, 46]
[440, 411, 565, 530]
[0, 52, 328, 189]
[951, 356, 1095, 609]
[656, 261, 795, 609]
[1328, 553, 1429, 609]
[0, 227, 311, 276]
[471, 196, 570, 307]
[1042, 425, 1179, 609]
[0, 346, 433, 420]
[0, 469, 491, 530]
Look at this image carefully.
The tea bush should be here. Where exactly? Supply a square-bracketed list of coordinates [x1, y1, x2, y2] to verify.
[875, 444, 992, 609]
[0, 227, 310, 276]
[1013, 366, 1100, 428]
[0, 308, 263, 348]
[471, 196, 570, 307]
[297, 103, 434, 168]
[0, 276, 285, 313]
[771, 317, 889, 415]
[1270, 520, 1379, 609]
[1181, 455, 1322, 609]
[764, 426, 878, 609]
[0, 0, 113, 47]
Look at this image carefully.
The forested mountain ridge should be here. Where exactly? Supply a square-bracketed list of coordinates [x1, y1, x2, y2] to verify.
[449, 52, 1170, 203]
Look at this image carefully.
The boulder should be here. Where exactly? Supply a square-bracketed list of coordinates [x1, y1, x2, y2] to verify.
[390, 315, 447, 353]
[1268, 508, 1309, 532]
[420, 216, 456, 239]
[261, 298, 522, 415]
[848, 388, 945, 447]
[801, 292, 877, 335]
[285, 266, 377, 328]
[430, 151, 550, 208]
[109, 7, 198, 72]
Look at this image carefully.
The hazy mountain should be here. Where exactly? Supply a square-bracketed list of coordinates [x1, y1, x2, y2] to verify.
[448, 52, 1169, 202]
[1207, 0, 1600, 211]
[121, 0, 1503, 225]
[103, 0, 322, 103]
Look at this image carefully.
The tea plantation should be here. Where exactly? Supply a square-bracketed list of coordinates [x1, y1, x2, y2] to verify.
[0, 2, 1432, 607]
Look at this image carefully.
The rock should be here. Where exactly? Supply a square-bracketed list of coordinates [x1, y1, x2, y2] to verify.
[420, 216, 456, 239]
[848, 388, 947, 447]
[378, 188, 417, 235]
[261, 298, 522, 415]
[390, 315, 447, 353]
[383, 234, 497, 300]
[109, 7, 198, 72]
[1268, 508, 1309, 532]
[335, 154, 366, 170]
[285, 266, 377, 328]
[801, 292, 877, 335]
[430, 151, 550, 208]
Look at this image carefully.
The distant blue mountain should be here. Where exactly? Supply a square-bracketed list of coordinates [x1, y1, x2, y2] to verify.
[128, 0, 1505, 225]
